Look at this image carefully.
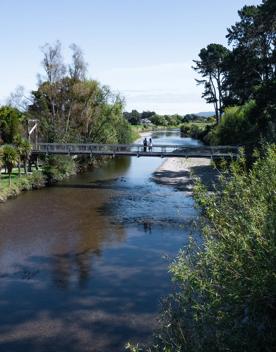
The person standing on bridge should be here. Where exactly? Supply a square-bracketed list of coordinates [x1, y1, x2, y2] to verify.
[148, 138, 153, 152]
[143, 138, 147, 152]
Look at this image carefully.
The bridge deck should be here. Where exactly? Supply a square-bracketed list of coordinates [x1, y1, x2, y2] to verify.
[32, 143, 239, 159]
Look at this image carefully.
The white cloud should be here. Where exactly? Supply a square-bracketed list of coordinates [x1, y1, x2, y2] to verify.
[93, 62, 209, 114]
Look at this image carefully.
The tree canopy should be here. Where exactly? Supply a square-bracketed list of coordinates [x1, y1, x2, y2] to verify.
[27, 41, 133, 145]
[194, 0, 276, 144]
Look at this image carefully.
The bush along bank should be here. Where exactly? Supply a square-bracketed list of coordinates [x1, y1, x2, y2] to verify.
[180, 122, 214, 142]
[127, 144, 276, 352]
[42, 155, 77, 185]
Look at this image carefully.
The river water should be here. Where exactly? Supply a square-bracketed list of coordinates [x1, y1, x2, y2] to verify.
[0, 130, 201, 352]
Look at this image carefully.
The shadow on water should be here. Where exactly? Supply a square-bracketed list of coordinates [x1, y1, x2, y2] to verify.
[0, 227, 184, 352]
[53, 177, 129, 190]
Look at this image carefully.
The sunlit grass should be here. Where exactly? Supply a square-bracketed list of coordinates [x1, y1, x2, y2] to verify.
[0, 168, 28, 189]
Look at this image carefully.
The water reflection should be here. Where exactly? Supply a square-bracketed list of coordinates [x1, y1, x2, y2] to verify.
[143, 221, 152, 234]
[0, 130, 201, 352]
[52, 248, 98, 289]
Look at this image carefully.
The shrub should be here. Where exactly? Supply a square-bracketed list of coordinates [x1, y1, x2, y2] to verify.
[127, 145, 276, 352]
[206, 101, 256, 145]
[181, 123, 211, 142]
[28, 171, 46, 189]
[42, 155, 76, 183]
[17, 176, 32, 191]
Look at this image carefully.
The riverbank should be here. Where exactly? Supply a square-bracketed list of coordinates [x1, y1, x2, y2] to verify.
[152, 157, 219, 194]
[0, 155, 105, 203]
[0, 171, 46, 203]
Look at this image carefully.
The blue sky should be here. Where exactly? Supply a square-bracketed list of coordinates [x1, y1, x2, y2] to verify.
[0, 0, 261, 114]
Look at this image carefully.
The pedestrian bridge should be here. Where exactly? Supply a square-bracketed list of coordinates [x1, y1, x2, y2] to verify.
[32, 143, 239, 159]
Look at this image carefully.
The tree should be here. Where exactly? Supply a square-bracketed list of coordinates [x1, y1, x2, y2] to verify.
[124, 110, 141, 125]
[227, 2, 276, 83]
[2, 145, 19, 186]
[223, 47, 261, 105]
[0, 106, 24, 144]
[69, 43, 88, 81]
[29, 42, 132, 145]
[15, 138, 32, 175]
[251, 79, 276, 142]
[224, 0, 276, 143]
[150, 114, 168, 126]
[0, 147, 3, 184]
[7, 85, 32, 112]
[141, 111, 155, 120]
[193, 44, 230, 124]
[207, 101, 257, 145]
[167, 114, 183, 125]
[224, 1, 276, 104]
[40, 40, 66, 84]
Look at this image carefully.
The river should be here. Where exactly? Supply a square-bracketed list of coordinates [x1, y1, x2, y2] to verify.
[0, 130, 201, 352]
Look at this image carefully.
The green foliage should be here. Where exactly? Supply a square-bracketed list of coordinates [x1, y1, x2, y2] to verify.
[124, 110, 184, 127]
[0, 170, 46, 202]
[27, 171, 46, 189]
[207, 101, 256, 145]
[181, 122, 212, 141]
[114, 117, 135, 144]
[150, 114, 168, 126]
[42, 155, 76, 184]
[0, 106, 24, 144]
[14, 137, 32, 174]
[129, 145, 276, 352]
[194, 0, 276, 143]
[183, 113, 209, 122]
[226, 1, 275, 99]
[0, 147, 3, 175]
[1, 145, 19, 185]
[252, 80, 276, 143]
[206, 116, 216, 123]
[165, 114, 183, 126]
[193, 43, 230, 124]
[124, 110, 143, 125]
[28, 43, 133, 145]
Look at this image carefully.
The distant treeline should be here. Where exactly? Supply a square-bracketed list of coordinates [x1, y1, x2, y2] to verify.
[123, 110, 214, 126]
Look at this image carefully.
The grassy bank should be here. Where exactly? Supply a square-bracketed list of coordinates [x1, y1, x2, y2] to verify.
[0, 155, 78, 202]
[0, 151, 130, 203]
[132, 125, 181, 134]
[0, 170, 46, 202]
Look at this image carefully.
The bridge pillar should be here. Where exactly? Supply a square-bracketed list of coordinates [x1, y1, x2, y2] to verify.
[28, 160, 32, 172]
[27, 119, 38, 146]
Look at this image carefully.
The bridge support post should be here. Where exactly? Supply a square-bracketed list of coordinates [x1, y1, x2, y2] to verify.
[35, 155, 39, 170]
[28, 160, 32, 172]
[27, 119, 38, 146]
